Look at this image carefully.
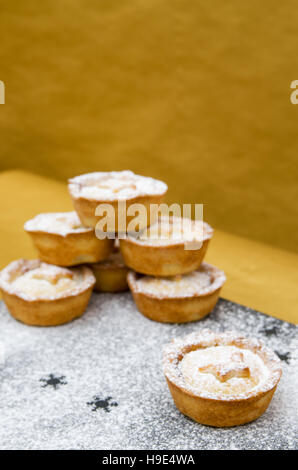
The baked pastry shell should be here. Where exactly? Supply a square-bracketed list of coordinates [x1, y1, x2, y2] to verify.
[127, 266, 225, 323]
[70, 194, 166, 231]
[25, 229, 114, 266]
[166, 378, 277, 428]
[120, 226, 212, 277]
[0, 261, 96, 326]
[163, 331, 282, 427]
[90, 260, 129, 292]
[1, 287, 94, 326]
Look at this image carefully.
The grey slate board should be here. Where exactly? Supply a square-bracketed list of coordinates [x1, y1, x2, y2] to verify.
[0, 293, 297, 450]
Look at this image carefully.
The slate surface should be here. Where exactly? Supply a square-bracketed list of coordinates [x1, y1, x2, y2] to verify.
[0, 293, 297, 450]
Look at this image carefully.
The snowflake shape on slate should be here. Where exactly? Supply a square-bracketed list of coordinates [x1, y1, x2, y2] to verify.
[87, 396, 118, 412]
[40, 374, 67, 390]
[274, 350, 291, 364]
[261, 325, 279, 337]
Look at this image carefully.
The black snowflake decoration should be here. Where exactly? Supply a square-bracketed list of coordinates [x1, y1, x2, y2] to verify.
[87, 396, 118, 412]
[40, 374, 67, 390]
[274, 351, 291, 364]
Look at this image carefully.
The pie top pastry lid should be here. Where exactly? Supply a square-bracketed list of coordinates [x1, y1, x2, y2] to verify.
[0, 259, 95, 301]
[127, 263, 226, 299]
[24, 212, 92, 237]
[126, 216, 213, 247]
[163, 330, 282, 401]
[68, 170, 168, 202]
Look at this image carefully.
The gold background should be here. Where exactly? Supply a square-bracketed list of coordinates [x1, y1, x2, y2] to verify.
[0, 1, 297, 322]
[1, 0, 297, 252]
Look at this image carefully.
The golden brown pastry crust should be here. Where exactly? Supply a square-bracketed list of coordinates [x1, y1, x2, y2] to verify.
[25, 211, 114, 266]
[71, 194, 165, 231]
[26, 229, 113, 267]
[121, 237, 210, 277]
[90, 251, 129, 292]
[1, 288, 94, 327]
[68, 171, 167, 230]
[130, 288, 221, 323]
[127, 263, 225, 323]
[120, 219, 213, 276]
[163, 330, 282, 427]
[0, 260, 95, 326]
[166, 378, 277, 428]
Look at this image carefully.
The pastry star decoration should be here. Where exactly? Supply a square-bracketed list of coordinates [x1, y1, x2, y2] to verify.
[32, 268, 73, 284]
[198, 351, 251, 382]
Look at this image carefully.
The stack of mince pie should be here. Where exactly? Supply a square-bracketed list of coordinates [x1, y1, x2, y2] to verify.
[0, 170, 282, 427]
[0, 171, 167, 326]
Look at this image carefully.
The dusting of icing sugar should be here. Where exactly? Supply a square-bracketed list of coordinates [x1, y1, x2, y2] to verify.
[68, 171, 168, 201]
[180, 346, 268, 398]
[24, 212, 92, 237]
[163, 329, 282, 401]
[0, 259, 95, 301]
[128, 263, 226, 299]
[128, 217, 213, 247]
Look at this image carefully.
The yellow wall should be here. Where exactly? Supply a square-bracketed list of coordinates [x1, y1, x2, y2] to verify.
[0, 1, 297, 252]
